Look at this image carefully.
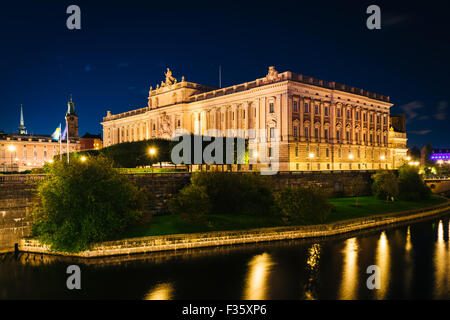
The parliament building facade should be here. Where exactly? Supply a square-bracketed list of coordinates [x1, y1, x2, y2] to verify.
[101, 67, 408, 171]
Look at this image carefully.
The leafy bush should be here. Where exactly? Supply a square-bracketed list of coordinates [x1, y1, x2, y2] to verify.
[190, 171, 275, 216]
[31, 156, 146, 252]
[168, 172, 275, 221]
[168, 185, 211, 222]
[371, 170, 399, 201]
[398, 165, 431, 201]
[276, 186, 333, 224]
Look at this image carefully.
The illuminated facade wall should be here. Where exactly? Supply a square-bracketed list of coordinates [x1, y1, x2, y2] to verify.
[102, 67, 408, 171]
[0, 134, 80, 172]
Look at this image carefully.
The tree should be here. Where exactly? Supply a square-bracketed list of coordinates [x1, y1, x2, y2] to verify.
[398, 165, 431, 201]
[276, 186, 333, 224]
[371, 170, 398, 201]
[168, 185, 211, 222]
[409, 146, 421, 161]
[346, 175, 368, 207]
[423, 143, 433, 167]
[31, 156, 146, 252]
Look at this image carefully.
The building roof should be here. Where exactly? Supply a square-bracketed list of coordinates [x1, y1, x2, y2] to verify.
[81, 132, 102, 139]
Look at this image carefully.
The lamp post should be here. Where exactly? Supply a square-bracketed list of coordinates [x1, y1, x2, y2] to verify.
[309, 152, 314, 171]
[149, 147, 157, 173]
[7, 145, 16, 172]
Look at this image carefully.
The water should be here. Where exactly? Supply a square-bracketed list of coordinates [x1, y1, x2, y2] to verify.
[1, 215, 449, 300]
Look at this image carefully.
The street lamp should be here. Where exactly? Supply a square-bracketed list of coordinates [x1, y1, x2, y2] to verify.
[309, 152, 314, 171]
[7, 145, 16, 171]
[80, 156, 87, 162]
[149, 147, 157, 172]
[380, 155, 385, 160]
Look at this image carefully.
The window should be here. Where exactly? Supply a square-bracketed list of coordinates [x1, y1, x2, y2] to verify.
[363, 113, 367, 121]
[324, 129, 329, 140]
[370, 134, 373, 143]
[269, 102, 274, 113]
[337, 108, 341, 117]
[305, 127, 309, 139]
[324, 106, 329, 116]
[336, 130, 340, 142]
[293, 101, 298, 112]
[356, 111, 359, 120]
[347, 110, 351, 118]
[314, 128, 319, 139]
[327, 163, 330, 169]
[254, 108, 257, 117]
[293, 126, 297, 137]
[346, 131, 350, 142]
[268, 147, 273, 157]
[363, 133, 366, 143]
[314, 105, 319, 114]
[355, 133, 359, 143]
[304, 103, 309, 113]
[295, 146, 299, 157]
[383, 135, 387, 145]
[177, 119, 181, 127]
[316, 146, 320, 157]
[296, 163, 299, 170]
[23, 149, 27, 159]
[326, 148, 329, 157]
[338, 149, 342, 158]
[270, 128, 275, 138]
[243, 110, 245, 119]
[370, 114, 373, 122]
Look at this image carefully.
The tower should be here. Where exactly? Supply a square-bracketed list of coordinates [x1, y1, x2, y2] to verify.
[18, 104, 27, 134]
[65, 95, 79, 138]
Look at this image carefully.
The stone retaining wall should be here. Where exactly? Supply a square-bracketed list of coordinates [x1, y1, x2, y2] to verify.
[19, 201, 450, 258]
[0, 171, 374, 252]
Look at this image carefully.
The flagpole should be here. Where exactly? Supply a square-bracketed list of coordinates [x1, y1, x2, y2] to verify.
[66, 118, 70, 164]
[59, 123, 62, 161]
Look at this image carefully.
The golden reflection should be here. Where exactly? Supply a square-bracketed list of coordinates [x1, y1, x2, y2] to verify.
[243, 253, 274, 300]
[339, 237, 359, 300]
[433, 220, 449, 298]
[144, 282, 174, 300]
[405, 226, 412, 252]
[303, 243, 321, 300]
[375, 232, 390, 300]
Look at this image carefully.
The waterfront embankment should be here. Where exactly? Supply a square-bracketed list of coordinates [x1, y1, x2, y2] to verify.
[18, 200, 450, 258]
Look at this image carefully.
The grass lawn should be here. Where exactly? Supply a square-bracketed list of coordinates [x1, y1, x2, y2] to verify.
[122, 195, 448, 239]
[327, 195, 447, 222]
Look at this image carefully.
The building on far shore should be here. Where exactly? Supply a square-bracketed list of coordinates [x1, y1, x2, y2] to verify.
[0, 100, 81, 172]
[79, 133, 103, 151]
[102, 66, 408, 171]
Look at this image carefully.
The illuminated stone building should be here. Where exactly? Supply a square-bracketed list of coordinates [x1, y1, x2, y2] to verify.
[102, 67, 408, 171]
[0, 101, 81, 172]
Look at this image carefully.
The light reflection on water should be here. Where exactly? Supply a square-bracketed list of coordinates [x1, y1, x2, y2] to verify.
[242, 252, 274, 300]
[144, 282, 174, 300]
[1, 215, 450, 299]
[339, 237, 358, 300]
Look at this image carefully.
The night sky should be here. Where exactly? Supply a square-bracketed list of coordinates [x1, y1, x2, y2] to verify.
[0, 0, 448, 148]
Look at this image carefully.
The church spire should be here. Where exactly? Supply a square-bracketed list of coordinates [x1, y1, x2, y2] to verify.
[67, 94, 76, 116]
[18, 104, 27, 135]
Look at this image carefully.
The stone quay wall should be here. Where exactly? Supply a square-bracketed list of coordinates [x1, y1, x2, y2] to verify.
[0, 170, 375, 253]
[19, 201, 450, 258]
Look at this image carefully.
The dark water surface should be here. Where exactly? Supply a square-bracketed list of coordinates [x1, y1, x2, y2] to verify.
[1, 215, 449, 300]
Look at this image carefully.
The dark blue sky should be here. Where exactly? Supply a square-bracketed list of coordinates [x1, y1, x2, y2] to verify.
[1, 0, 449, 148]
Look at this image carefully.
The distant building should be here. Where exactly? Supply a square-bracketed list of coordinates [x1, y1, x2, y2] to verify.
[0, 100, 81, 172]
[79, 133, 103, 151]
[428, 148, 450, 164]
[102, 67, 409, 171]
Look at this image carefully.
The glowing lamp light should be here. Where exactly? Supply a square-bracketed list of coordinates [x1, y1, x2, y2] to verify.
[48, 159, 54, 164]
[253, 151, 258, 158]
[380, 155, 386, 160]
[27, 162, 31, 166]
[80, 156, 87, 162]
[149, 147, 157, 156]
[7, 145, 16, 152]
[437, 159, 443, 165]
[405, 156, 411, 161]
[308, 153, 315, 159]
[348, 154, 354, 160]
